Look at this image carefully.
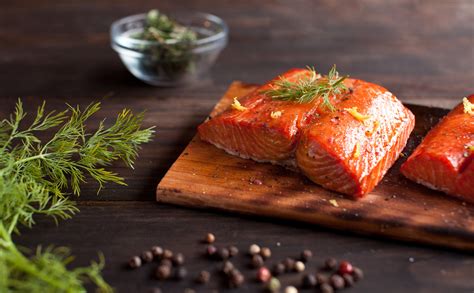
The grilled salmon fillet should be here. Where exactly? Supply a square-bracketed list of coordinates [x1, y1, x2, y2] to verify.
[400, 95, 474, 201]
[198, 69, 341, 166]
[296, 80, 415, 197]
[199, 68, 415, 197]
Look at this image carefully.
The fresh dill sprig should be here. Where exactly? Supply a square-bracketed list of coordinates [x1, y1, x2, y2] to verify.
[262, 65, 348, 111]
[0, 99, 155, 292]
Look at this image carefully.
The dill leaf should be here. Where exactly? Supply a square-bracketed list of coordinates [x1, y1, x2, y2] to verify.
[262, 65, 348, 111]
[0, 99, 155, 292]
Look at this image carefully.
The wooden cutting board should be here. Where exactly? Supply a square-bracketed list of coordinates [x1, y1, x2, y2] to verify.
[157, 82, 474, 251]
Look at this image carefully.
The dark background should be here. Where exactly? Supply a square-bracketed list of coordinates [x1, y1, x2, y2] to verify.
[1, 0, 474, 292]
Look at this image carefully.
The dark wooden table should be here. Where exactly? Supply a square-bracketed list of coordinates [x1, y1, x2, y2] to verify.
[2, 0, 474, 292]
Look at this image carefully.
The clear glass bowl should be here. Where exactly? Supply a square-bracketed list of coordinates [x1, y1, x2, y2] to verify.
[111, 12, 228, 86]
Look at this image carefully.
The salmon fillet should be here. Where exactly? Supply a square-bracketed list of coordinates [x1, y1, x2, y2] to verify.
[400, 95, 474, 201]
[198, 68, 415, 197]
[296, 79, 415, 197]
[198, 69, 341, 166]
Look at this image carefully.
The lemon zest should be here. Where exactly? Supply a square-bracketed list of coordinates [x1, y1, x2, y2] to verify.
[329, 199, 339, 207]
[353, 142, 361, 159]
[270, 111, 283, 119]
[231, 97, 247, 111]
[344, 107, 371, 122]
[463, 97, 474, 115]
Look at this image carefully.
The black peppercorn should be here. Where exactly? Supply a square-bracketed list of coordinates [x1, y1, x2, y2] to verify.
[260, 247, 272, 259]
[217, 247, 230, 260]
[196, 270, 211, 284]
[352, 266, 364, 281]
[251, 254, 264, 268]
[283, 257, 295, 272]
[128, 256, 142, 269]
[316, 273, 329, 284]
[160, 258, 172, 267]
[141, 250, 154, 263]
[300, 249, 312, 263]
[228, 245, 239, 257]
[222, 261, 234, 275]
[342, 273, 354, 287]
[163, 249, 173, 259]
[272, 263, 285, 276]
[320, 283, 334, 293]
[151, 246, 163, 259]
[206, 245, 217, 257]
[229, 270, 245, 288]
[172, 253, 185, 266]
[324, 258, 338, 270]
[175, 267, 187, 280]
[155, 265, 171, 280]
[330, 274, 345, 290]
[302, 273, 317, 288]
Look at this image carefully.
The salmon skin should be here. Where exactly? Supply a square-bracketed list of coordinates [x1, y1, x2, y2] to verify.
[198, 68, 415, 197]
[401, 95, 474, 201]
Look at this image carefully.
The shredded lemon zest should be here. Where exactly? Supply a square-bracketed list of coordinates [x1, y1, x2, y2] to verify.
[329, 199, 339, 207]
[270, 111, 283, 119]
[466, 145, 474, 152]
[463, 97, 474, 115]
[231, 97, 247, 111]
[365, 120, 380, 136]
[345, 107, 371, 122]
[353, 142, 361, 159]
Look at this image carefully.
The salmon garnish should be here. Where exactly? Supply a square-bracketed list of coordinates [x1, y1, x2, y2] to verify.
[296, 80, 415, 197]
[401, 95, 474, 201]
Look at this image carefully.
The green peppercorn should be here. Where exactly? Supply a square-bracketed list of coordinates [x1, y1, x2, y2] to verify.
[128, 256, 142, 269]
[266, 277, 281, 292]
[249, 244, 261, 255]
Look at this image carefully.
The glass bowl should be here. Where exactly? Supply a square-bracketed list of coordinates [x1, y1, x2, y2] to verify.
[111, 12, 228, 86]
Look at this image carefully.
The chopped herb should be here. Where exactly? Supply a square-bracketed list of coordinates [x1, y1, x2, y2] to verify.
[262, 65, 348, 111]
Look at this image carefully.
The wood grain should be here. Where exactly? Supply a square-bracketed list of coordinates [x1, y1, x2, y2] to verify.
[157, 82, 474, 251]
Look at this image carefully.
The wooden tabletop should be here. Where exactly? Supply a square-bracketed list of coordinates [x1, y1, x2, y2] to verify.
[2, 0, 474, 292]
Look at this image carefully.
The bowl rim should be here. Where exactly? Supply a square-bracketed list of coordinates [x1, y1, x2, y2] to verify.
[110, 12, 228, 49]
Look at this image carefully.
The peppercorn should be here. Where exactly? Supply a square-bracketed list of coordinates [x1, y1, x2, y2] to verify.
[265, 277, 281, 292]
[150, 288, 162, 293]
[229, 270, 245, 288]
[272, 263, 286, 276]
[342, 273, 354, 287]
[184, 289, 196, 293]
[206, 245, 217, 257]
[256, 267, 272, 283]
[196, 270, 211, 284]
[284, 286, 298, 293]
[301, 274, 317, 288]
[175, 267, 188, 280]
[283, 257, 295, 272]
[128, 256, 142, 269]
[338, 261, 353, 275]
[260, 247, 272, 259]
[160, 259, 172, 267]
[221, 261, 234, 275]
[251, 254, 264, 268]
[217, 247, 230, 260]
[172, 253, 185, 266]
[249, 244, 261, 255]
[300, 249, 312, 263]
[205, 233, 216, 244]
[155, 265, 171, 280]
[294, 261, 305, 272]
[320, 283, 334, 293]
[151, 246, 164, 259]
[324, 258, 338, 270]
[141, 250, 154, 263]
[316, 273, 330, 284]
[228, 245, 239, 257]
[330, 274, 345, 290]
[352, 266, 364, 281]
[163, 249, 173, 259]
